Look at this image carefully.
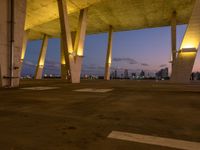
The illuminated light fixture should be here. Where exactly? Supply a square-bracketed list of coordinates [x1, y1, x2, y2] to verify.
[180, 48, 197, 53]
[181, 43, 196, 49]
[179, 48, 197, 57]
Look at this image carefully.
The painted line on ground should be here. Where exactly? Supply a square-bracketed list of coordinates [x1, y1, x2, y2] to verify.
[21, 87, 59, 90]
[108, 131, 200, 150]
[73, 88, 113, 93]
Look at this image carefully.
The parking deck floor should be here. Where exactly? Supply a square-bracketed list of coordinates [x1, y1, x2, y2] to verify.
[0, 79, 200, 150]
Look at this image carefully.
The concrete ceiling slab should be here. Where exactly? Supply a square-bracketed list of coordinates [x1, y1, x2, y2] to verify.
[26, 0, 195, 40]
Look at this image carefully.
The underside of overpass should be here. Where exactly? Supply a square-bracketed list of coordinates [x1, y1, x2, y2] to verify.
[0, 0, 200, 87]
[26, 0, 195, 40]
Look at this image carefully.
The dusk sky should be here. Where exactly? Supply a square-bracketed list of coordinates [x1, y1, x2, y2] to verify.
[22, 25, 200, 76]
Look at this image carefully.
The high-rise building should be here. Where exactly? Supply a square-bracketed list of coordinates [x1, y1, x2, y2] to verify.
[139, 70, 145, 78]
[156, 68, 168, 80]
[114, 70, 118, 79]
[124, 69, 129, 79]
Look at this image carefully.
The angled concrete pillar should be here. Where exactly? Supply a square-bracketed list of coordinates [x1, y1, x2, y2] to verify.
[0, 0, 26, 87]
[60, 38, 67, 79]
[21, 30, 29, 63]
[57, 0, 73, 80]
[104, 26, 113, 80]
[71, 9, 88, 83]
[60, 31, 76, 80]
[171, 0, 200, 83]
[171, 11, 177, 68]
[57, 0, 88, 83]
[19, 30, 29, 76]
[34, 35, 49, 79]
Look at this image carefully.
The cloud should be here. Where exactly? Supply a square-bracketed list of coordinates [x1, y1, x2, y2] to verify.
[82, 64, 104, 71]
[141, 63, 149, 66]
[45, 60, 60, 68]
[160, 64, 168, 68]
[23, 60, 36, 66]
[113, 57, 138, 64]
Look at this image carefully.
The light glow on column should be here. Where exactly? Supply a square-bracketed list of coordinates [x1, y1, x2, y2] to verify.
[77, 49, 84, 56]
[179, 48, 197, 56]
[39, 65, 44, 68]
[181, 41, 199, 49]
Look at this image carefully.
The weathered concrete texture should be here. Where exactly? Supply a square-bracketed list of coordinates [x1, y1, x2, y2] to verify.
[26, 0, 195, 40]
[0, 0, 26, 87]
[171, 50, 197, 83]
[0, 80, 200, 149]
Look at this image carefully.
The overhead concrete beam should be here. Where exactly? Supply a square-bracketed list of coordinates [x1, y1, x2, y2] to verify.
[34, 35, 49, 79]
[26, 0, 195, 40]
[104, 26, 113, 80]
[0, 0, 26, 87]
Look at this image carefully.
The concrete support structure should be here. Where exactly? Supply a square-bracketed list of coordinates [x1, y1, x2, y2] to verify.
[60, 32, 77, 80]
[19, 30, 29, 77]
[57, 0, 88, 83]
[34, 35, 49, 79]
[171, 0, 200, 83]
[21, 30, 29, 63]
[60, 38, 67, 79]
[171, 11, 177, 68]
[0, 0, 26, 87]
[104, 26, 113, 80]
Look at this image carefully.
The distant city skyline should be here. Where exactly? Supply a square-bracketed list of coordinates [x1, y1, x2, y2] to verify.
[22, 25, 200, 77]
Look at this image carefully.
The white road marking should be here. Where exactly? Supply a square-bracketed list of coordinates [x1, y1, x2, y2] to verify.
[108, 131, 200, 150]
[21, 87, 59, 90]
[74, 88, 113, 93]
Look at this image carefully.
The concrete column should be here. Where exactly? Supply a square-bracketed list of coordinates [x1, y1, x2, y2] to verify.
[57, 0, 88, 83]
[60, 31, 76, 80]
[171, 11, 177, 68]
[60, 38, 67, 79]
[0, 0, 26, 87]
[34, 35, 49, 79]
[171, 0, 200, 83]
[19, 30, 29, 76]
[57, 0, 73, 82]
[21, 30, 29, 63]
[104, 26, 113, 80]
[71, 9, 88, 83]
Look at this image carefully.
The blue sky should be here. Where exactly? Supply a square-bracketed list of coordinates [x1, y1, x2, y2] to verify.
[22, 25, 200, 76]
